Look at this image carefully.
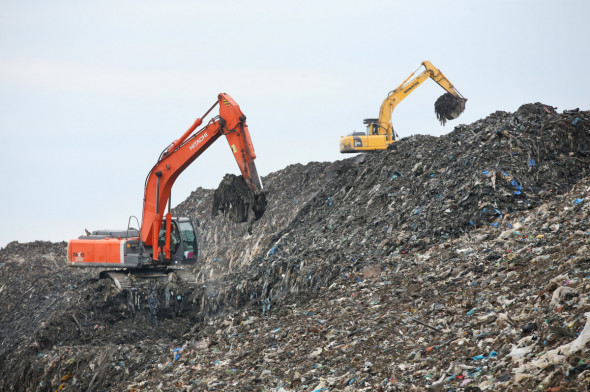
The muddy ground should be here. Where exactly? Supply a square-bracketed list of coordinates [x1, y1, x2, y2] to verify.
[1, 103, 590, 391]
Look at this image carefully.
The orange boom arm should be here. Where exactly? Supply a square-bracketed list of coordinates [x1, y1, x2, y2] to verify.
[140, 93, 262, 261]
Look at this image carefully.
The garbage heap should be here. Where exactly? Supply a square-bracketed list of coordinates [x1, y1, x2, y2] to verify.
[265, 104, 589, 265]
[175, 160, 345, 272]
[1, 103, 590, 391]
[177, 103, 590, 288]
[130, 176, 590, 391]
[0, 241, 76, 364]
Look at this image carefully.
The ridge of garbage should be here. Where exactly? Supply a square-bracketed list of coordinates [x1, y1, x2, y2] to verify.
[1, 103, 589, 390]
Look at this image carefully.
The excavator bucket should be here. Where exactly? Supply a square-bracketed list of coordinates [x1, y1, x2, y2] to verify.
[434, 93, 466, 125]
[212, 173, 267, 234]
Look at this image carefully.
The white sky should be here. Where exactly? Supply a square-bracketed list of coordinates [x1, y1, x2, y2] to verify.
[1, 0, 588, 247]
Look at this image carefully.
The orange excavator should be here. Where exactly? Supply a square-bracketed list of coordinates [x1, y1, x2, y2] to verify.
[67, 93, 263, 287]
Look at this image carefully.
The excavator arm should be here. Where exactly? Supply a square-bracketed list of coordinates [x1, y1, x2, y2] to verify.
[421, 61, 465, 101]
[376, 61, 466, 140]
[67, 92, 263, 275]
[140, 93, 262, 261]
[340, 60, 466, 153]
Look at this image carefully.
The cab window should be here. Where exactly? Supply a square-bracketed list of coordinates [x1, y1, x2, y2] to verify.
[178, 221, 197, 258]
[158, 222, 181, 254]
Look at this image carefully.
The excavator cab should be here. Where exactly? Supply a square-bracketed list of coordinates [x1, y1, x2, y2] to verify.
[68, 216, 198, 268]
[157, 217, 198, 265]
[364, 118, 381, 136]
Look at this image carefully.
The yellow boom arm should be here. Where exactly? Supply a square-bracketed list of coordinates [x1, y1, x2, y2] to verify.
[375, 61, 466, 141]
[339, 61, 466, 153]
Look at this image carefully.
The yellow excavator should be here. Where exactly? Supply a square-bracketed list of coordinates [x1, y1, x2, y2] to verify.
[339, 61, 467, 153]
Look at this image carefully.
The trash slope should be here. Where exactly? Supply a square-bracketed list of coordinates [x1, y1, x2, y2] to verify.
[0, 103, 589, 390]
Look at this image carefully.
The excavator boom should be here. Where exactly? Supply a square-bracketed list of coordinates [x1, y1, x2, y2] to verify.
[141, 93, 261, 260]
[68, 93, 264, 271]
[340, 61, 467, 153]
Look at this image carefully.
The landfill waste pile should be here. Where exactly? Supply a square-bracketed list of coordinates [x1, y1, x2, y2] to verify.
[0, 242, 80, 362]
[1, 103, 590, 391]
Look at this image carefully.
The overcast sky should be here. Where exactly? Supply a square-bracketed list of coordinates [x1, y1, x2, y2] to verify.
[1, 0, 588, 247]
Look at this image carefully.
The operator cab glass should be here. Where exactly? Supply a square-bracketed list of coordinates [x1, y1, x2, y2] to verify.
[157, 219, 199, 264]
[368, 123, 382, 135]
[158, 222, 181, 255]
[363, 118, 379, 135]
[178, 220, 198, 261]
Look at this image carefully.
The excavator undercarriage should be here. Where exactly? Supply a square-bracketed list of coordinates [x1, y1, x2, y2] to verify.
[99, 267, 197, 291]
